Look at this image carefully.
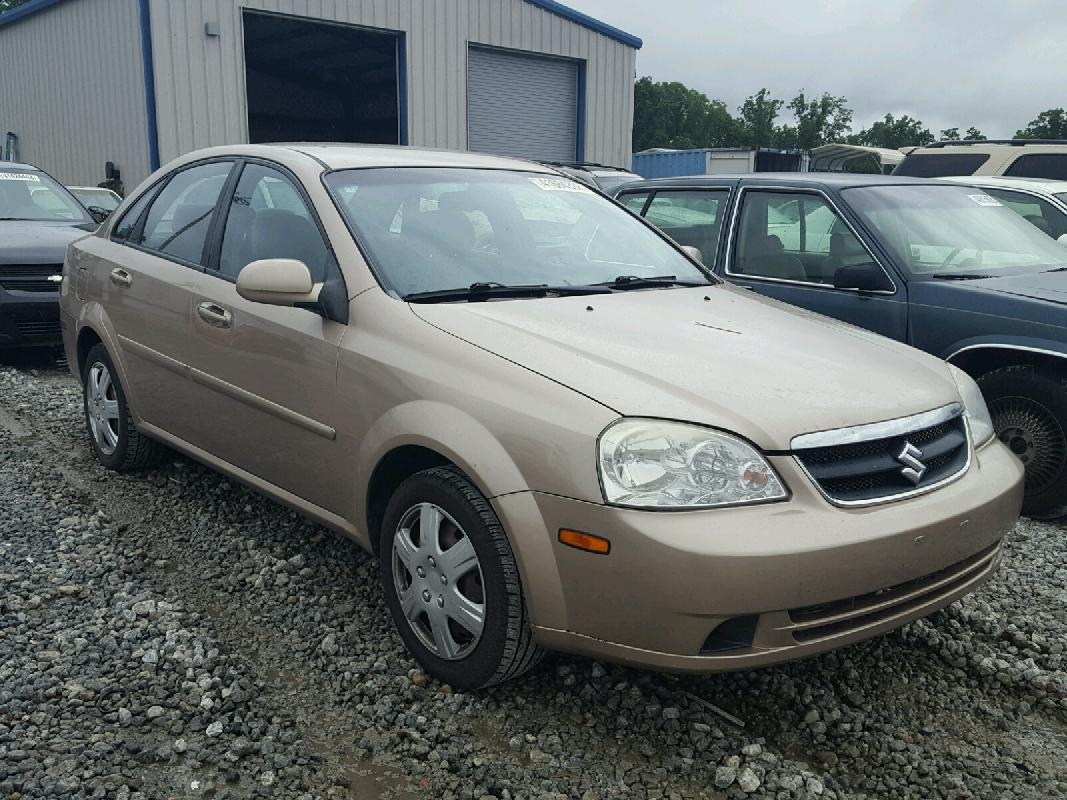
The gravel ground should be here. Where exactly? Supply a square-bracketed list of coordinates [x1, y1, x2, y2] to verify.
[1, 356, 1066, 800]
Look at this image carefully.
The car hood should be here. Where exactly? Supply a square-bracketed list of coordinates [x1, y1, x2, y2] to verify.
[0, 219, 90, 262]
[412, 284, 960, 450]
[968, 271, 1067, 305]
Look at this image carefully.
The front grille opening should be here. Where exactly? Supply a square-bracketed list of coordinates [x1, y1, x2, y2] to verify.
[700, 615, 758, 654]
[789, 544, 997, 643]
[795, 413, 968, 504]
[0, 264, 62, 293]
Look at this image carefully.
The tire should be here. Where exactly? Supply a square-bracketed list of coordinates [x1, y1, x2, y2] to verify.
[378, 466, 544, 690]
[978, 365, 1067, 519]
[81, 344, 166, 472]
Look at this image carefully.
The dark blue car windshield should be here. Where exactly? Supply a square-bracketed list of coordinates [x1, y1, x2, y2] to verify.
[843, 184, 1067, 278]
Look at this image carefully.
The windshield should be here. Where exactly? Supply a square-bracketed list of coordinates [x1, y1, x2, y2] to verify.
[842, 184, 1067, 278]
[324, 168, 710, 297]
[70, 188, 121, 211]
[0, 169, 91, 223]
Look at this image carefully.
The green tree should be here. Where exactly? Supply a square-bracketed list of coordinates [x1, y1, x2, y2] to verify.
[940, 127, 961, 141]
[1016, 109, 1067, 139]
[778, 91, 853, 149]
[738, 89, 783, 147]
[849, 114, 934, 149]
[963, 127, 986, 141]
[632, 77, 741, 151]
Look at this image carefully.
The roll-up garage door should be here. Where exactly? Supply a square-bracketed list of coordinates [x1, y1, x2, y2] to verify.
[467, 46, 579, 162]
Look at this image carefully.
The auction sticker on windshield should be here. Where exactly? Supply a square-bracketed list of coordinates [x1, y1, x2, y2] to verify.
[0, 172, 40, 182]
[530, 176, 590, 193]
[967, 194, 1002, 207]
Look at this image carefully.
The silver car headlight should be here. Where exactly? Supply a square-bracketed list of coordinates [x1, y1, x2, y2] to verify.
[949, 365, 995, 448]
[598, 419, 788, 508]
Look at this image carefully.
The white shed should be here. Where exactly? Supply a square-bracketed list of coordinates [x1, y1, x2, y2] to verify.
[0, 0, 640, 189]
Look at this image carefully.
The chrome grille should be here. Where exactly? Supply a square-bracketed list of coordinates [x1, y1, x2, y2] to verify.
[793, 406, 969, 505]
[0, 264, 62, 293]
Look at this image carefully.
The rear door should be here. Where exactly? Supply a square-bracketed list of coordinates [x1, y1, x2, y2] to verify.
[99, 160, 235, 437]
[184, 160, 349, 515]
[723, 187, 908, 340]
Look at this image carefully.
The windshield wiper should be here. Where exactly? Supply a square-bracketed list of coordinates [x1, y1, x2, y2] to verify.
[1044, 266, 1067, 273]
[929, 273, 995, 281]
[595, 274, 710, 290]
[403, 282, 612, 303]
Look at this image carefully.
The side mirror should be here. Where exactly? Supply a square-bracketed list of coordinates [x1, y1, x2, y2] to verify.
[1058, 233, 1067, 246]
[87, 206, 111, 224]
[834, 262, 893, 292]
[680, 244, 704, 264]
[236, 258, 321, 306]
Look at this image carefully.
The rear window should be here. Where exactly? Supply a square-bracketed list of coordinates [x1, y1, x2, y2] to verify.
[1003, 154, 1067, 181]
[894, 153, 990, 177]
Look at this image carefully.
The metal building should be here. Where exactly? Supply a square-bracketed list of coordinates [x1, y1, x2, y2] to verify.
[0, 0, 640, 190]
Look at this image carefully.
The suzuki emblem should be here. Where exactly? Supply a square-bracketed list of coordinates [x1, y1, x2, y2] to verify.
[897, 441, 926, 485]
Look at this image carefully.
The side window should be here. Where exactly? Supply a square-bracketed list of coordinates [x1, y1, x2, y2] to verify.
[1004, 153, 1067, 182]
[112, 188, 156, 241]
[218, 163, 331, 281]
[732, 192, 871, 286]
[136, 162, 233, 265]
[643, 190, 728, 266]
[618, 192, 649, 213]
[985, 189, 1067, 240]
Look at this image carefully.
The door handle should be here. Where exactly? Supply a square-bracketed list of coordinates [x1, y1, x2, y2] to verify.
[109, 268, 132, 288]
[196, 301, 232, 329]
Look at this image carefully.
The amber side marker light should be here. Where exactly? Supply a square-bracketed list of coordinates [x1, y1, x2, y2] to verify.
[558, 529, 611, 555]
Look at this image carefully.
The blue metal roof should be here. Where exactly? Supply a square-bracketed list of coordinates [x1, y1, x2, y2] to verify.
[523, 0, 642, 48]
[1, 0, 643, 48]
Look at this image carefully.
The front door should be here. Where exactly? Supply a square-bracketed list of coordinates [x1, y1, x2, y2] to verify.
[184, 161, 348, 515]
[724, 189, 908, 341]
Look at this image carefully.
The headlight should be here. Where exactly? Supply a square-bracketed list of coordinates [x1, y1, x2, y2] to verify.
[598, 419, 788, 508]
[949, 365, 994, 447]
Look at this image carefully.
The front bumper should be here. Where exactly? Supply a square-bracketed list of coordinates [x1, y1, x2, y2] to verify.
[0, 289, 61, 348]
[493, 439, 1023, 673]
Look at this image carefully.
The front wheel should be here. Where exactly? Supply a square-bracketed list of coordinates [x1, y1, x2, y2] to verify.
[379, 467, 543, 689]
[978, 365, 1067, 519]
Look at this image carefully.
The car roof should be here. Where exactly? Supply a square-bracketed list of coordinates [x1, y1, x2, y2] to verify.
[907, 141, 1067, 155]
[615, 172, 943, 191]
[0, 161, 41, 172]
[171, 143, 561, 174]
[936, 175, 1067, 194]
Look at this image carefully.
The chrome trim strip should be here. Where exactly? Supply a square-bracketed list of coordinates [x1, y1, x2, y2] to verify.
[119, 336, 336, 441]
[722, 184, 898, 296]
[790, 403, 962, 450]
[946, 343, 1067, 363]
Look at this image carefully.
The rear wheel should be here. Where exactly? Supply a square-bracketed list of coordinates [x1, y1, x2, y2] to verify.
[379, 466, 543, 689]
[978, 365, 1067, 519]
[82, 344, 166, 471]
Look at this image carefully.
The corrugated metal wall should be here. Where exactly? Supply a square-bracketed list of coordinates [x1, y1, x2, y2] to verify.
[0, 0, 150, 187]
[147, 0, 636, 168]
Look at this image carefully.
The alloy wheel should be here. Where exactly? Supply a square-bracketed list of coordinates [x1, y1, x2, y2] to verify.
[990, 394, 1067, 494]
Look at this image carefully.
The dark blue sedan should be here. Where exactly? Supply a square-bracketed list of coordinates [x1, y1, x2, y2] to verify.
[616, 173, 1067, 518]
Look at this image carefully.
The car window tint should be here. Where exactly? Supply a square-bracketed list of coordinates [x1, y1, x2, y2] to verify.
[1004, 154, 1067, 181]
[894, 153, 990, 177]
[137, 162, 233, 264]
[618, 192, 649, 213]
[643, 190, 728, 266]
[218, 163, 330, 281]
[733, 192, 871, 286]
[982, 188, 1067, 240]
[112, 189, 155, 241]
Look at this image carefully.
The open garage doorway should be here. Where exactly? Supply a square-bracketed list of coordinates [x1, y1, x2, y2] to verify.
[242, 10, 403, 145]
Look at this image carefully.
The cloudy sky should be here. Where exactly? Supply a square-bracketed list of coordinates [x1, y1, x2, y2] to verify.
[569, 0, 1066, 138]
